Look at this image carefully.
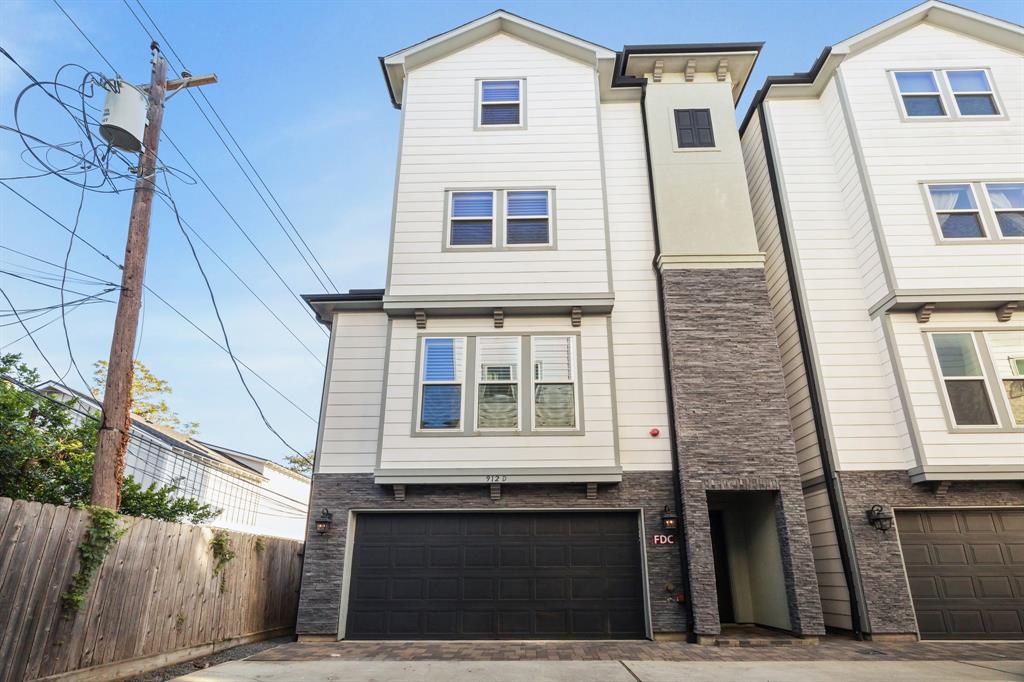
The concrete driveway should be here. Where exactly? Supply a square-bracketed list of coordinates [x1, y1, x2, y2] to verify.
[174, 658, 1024, 681]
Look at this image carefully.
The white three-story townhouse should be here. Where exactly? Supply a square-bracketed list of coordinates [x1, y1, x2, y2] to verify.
[741, 1, 1024, 641]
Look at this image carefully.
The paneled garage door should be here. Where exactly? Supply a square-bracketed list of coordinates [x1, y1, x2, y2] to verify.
[345, 511, 646, 639]
[896, 509, 1024, 639]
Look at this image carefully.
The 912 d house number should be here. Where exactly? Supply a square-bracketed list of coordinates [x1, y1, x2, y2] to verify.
[484, 474, 509, 482]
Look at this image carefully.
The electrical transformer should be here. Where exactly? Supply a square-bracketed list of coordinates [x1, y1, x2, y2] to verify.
[100, 81, 148, 153]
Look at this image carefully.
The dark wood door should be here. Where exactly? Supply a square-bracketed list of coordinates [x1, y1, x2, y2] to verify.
[897, 509, 1024, 639]
[346, 511, 646, 639]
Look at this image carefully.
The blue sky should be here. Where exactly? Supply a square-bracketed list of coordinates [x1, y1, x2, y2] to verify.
[1, 0, 1021, 464]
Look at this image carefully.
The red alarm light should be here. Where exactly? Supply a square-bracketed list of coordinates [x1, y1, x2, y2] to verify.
[649, 428, 660, 437]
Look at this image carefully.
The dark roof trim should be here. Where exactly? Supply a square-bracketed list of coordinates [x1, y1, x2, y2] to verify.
[739, 46, 831, 137]
[303, 289, 385, 303]
[304, 289, 385, 324]
[616, 42, 764, 106]
[379, 57, 399, 109]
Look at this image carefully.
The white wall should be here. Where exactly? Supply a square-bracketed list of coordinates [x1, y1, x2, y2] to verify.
[254, 467, 310, 540]
[389, 32, 610, 298]
[601, 101, 673, 472]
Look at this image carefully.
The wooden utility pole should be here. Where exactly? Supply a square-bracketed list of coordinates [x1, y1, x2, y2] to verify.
[92, 43, 216, 508]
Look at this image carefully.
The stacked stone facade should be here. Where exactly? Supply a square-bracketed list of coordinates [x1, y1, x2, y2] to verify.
[660, 267, 825, 637]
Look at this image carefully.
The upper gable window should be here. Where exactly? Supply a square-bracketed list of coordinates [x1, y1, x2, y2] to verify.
[674, 109, 715, 148]
[479, 80, 523, 127]
[892, 69, 1002, 119]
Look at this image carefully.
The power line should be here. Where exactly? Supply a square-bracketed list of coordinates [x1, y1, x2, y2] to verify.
[51, 0, 119, 76]
[57, 180, 96, 393]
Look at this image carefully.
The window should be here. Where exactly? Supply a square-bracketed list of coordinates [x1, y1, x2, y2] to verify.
[894, 71, 945, 117]
[946, 70, 999, 116]
[479, 80, 522, 126]
[505, 190, 551, 245]
[449, 191, 494, 247]
[927, 184, 985, 239]
[532, 336, 578, 429]
[476, 336, 521, 430]
[930, 333, 997, 426]
[985, 183, 1024, 238]
[419, 337, 466, 430]
[986, 331, 1024, 427]
[674, 109, 714, 148]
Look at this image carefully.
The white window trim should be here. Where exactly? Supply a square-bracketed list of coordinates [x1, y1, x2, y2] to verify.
[924, 182, 988, 241]
[983, 182, 1024, 240]
[530, 335, 580, 432]
[984, 335, 1024, 429]
[890, 69, 947, 120]
[921, 180, 1024, 244]
[447, 190, 496, 249]
[890, 68, 1005, 122]
[474, 336, 522, 432]
[477, 79, 525, 129]
[941, 69, 1002, 118]
[927, 332, 1002, 429]
[416, 336, 467, 432]
[504, 189, 553, 247]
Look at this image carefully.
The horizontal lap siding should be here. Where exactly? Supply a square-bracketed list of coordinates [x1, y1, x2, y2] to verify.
[602, 102, 672, 472]
[318, 311, 388, 474]
[840, 23, 1024, 293]
[389, 33, 609, 297]
[766, 96, 911, 471]
[889, 310, 1024, 466]
[379, 315, 616, 469]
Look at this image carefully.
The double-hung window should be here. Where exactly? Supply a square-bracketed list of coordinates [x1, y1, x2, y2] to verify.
[929, 333, 997, 427]
[505, 190, 551, 245]
[532, 336, 578, 429]
[946, 70, 999, 116]
[476, 336, 521, 430]
[449, 191, 495, 247]
[894, 71, 945, 117]
[985, 183, 1024, 238]
[925, 182, 1024, 241]
[926, 184, 985, 239]
[479, 80, 522, 127]
[986, 331, 1024, 428]
[418, 337, 466, 430]
[893, 69, 1001, 118]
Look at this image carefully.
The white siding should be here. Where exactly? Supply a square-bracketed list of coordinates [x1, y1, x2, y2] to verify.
[317, 311, 388, 474]
[379, 315, 616, 470]
[389, 32, 610, 298]
[602, 101, 672, 472]
[804, 487, 852, 630]
[839, 22, 1024, 294]
[888, 310, 1024, 466]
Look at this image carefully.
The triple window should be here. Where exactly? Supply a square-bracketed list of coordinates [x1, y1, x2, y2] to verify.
[448, 189, 552, 248]
[893, 69, 1001, 118]
[417, 335, 579, 432]
[925, 182, 1024, 240]
[929, 331, 1024, 429]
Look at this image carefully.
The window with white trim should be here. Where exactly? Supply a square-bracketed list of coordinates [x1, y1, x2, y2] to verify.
[479, 80, 522, 127]
[924, 182, 1024, 241]
[929, 333, 998, 426]
[985, 183, 1024, 238]
[985, 331, 1024, 428]
[448, 191, 494, 247]
[894, 71, 945, 117]
[892, 68, 1001, 119]
[532, 335, 578, 429]
[505, 190, 551, 245]
[418, 337, 466, 430]
[946, 70, 999, 116]
[476, 336, 521, 430]
[926, 184, 985, 239]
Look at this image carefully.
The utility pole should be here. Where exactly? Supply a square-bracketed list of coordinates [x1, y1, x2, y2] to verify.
[91, 43, 216, 509]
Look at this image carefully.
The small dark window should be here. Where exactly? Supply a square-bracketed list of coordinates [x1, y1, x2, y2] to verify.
[674, 109, 714, 148]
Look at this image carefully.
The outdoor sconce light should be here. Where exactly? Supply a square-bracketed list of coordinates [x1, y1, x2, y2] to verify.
[661, 505, 679, 531]
[866, 504, 894, 533]
[315, 508, 333, 535]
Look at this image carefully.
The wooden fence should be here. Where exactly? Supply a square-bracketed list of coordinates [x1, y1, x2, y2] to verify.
[0, 497, 304, 682]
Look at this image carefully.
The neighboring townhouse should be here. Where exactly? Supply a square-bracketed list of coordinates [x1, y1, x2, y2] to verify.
[740, 1, 1024, 640]
[298, 10, 824, 642]
[37, 382, 311, 540]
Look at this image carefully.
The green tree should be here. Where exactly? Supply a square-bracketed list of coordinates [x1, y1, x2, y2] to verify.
[0, 353, 218, 524]
[284, 452, 313, 475]
[93, 359, 199, 435]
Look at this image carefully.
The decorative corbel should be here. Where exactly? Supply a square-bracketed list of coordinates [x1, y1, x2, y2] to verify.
[571, 306, 582, 328]
[717, 59, 729, 82]
[490, 483, 501, 501]
[996, 302, 1017, 323]
[393, 484, 406, 501]
[652, 60, 664, 83]
[415, 309, 427, 329]
[933, 480, 952, 498]
[684, 59, 696, 82]
[493, 308, 505, 328]
[586, 483, 598, 500]
[915, 303, 936, 324]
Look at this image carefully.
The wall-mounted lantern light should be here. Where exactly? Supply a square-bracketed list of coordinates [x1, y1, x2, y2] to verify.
[866, 504, 894, 533]
[661, 505, 679, 531]
[315, 508, 333, 535]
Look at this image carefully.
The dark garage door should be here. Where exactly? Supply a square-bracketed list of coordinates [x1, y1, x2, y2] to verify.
[897, 509, 1024, 639]
[346, 511, 646, 639]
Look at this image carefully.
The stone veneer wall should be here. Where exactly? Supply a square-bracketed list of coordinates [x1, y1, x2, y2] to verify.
[838, 470, 1024, 636]
[296, 472, 688, 636]
[660, 267, 825, 637]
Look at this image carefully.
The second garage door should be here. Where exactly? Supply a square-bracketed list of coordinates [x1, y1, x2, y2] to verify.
[897, 508, 1024, 639]
[345, 511, 646, 639]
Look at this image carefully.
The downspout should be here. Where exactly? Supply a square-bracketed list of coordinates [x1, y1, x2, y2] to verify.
[757, 101, 864, 639]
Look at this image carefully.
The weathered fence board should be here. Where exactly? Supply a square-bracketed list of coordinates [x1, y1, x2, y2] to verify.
[0, 498, 303, 682]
